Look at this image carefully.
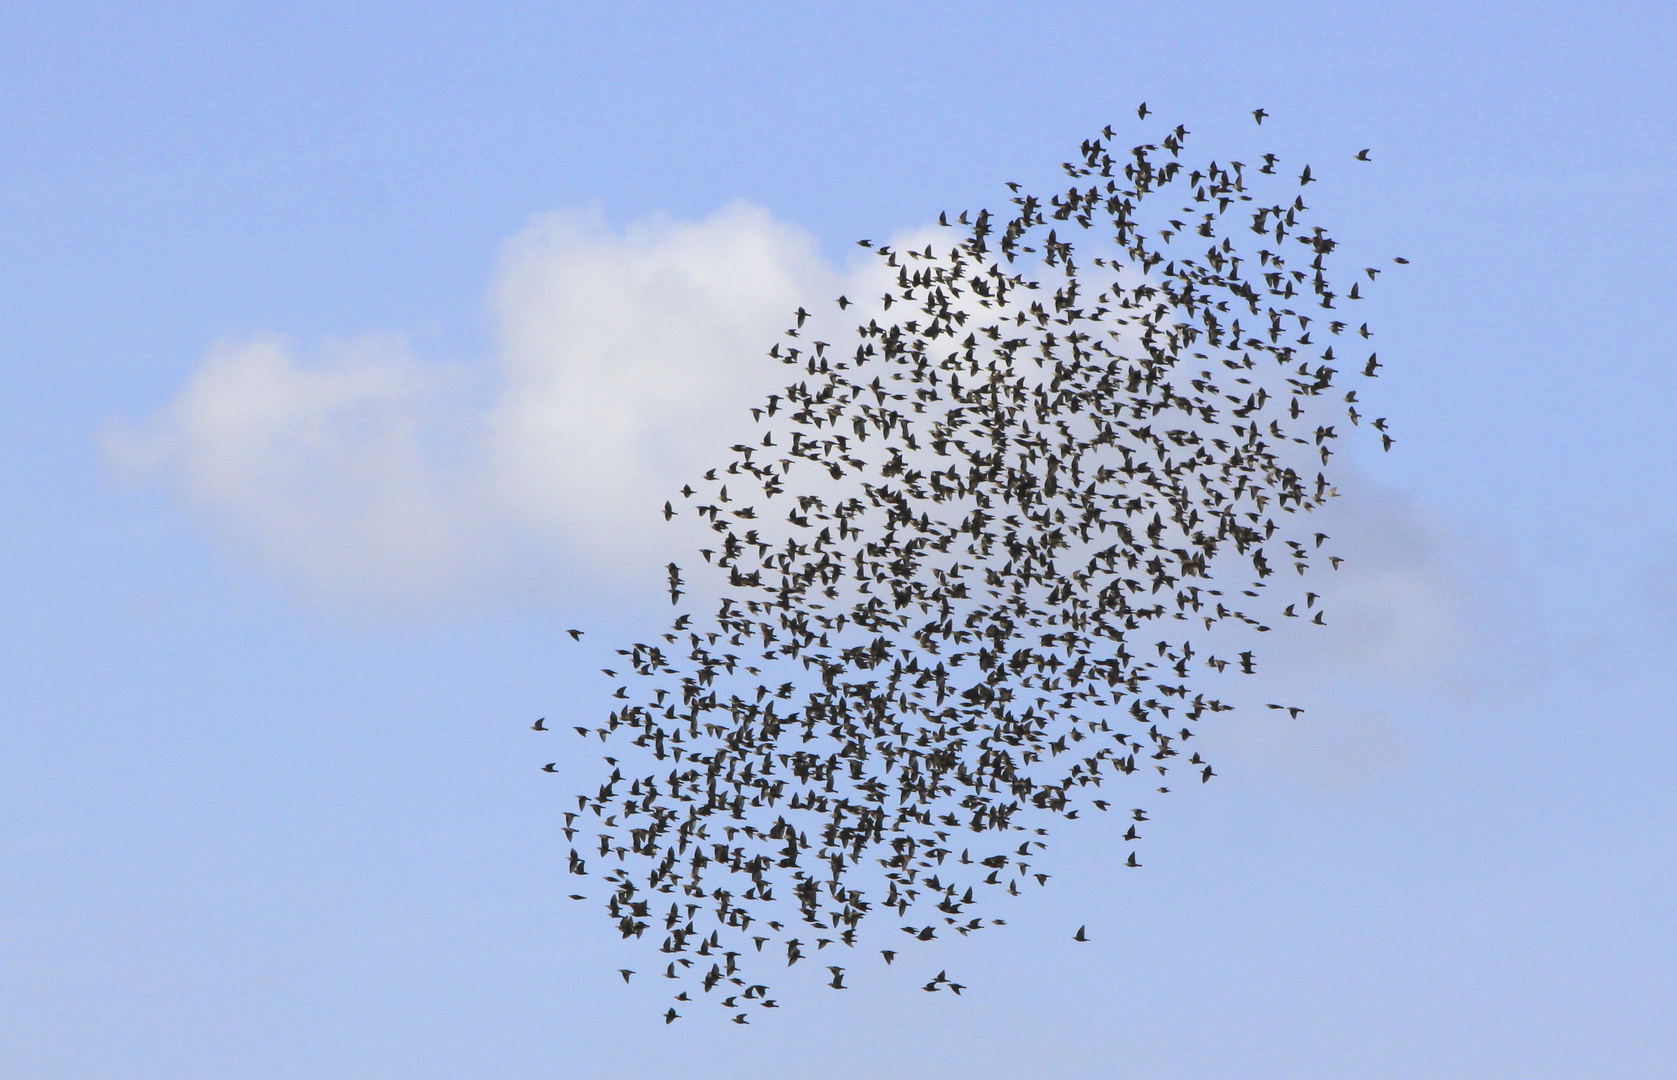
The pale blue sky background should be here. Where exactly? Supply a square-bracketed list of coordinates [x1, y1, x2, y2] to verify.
[4, 3, 1677, 1078]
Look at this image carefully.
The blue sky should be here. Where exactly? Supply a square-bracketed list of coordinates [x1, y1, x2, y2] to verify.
[4, 3, 1677, 1077]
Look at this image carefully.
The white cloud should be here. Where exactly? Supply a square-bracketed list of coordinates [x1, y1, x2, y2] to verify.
[107, 200, 1483, 672]
[106, 332, 480, 602]
[1283, 476, 1472, 680]
[1198, 473, 1516, 785]
[481, 205, 841, 568]
[1217, 706, 1416, 790]
[107, 202, 845, 604]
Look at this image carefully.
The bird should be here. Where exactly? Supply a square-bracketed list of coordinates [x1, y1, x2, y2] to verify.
[620, 970, 634, 983]
[567, 629, 583, 641]
[664, 1008, 679, 1024]
[553, 117, 1392, 1018]
[1355, 148, 1371, 161]
[1137, 101, 1150, 118]
[542, 763, 558, 773]
[531, 717, 547, 731]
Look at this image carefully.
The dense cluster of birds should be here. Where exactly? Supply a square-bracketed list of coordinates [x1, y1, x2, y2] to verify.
[541, 109, 1396, 1021]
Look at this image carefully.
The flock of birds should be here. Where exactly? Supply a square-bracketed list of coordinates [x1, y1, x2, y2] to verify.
[538, 108, 1396, 1021]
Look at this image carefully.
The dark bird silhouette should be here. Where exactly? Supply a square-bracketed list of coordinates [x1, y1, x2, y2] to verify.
[567, 629, 583, 641]
[1356, 148, 1371, 161]
[1252, 108, 1267, 124]
[1074, 926, 1088, 942]
[532, 717, 547, 731]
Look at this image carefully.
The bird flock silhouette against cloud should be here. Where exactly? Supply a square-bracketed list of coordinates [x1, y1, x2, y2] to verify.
[541, 109, 1400, 1022]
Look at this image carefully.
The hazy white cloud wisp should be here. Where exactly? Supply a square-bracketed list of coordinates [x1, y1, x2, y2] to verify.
[108, 199, 1479, 689]
[107, 202, 840, 604]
